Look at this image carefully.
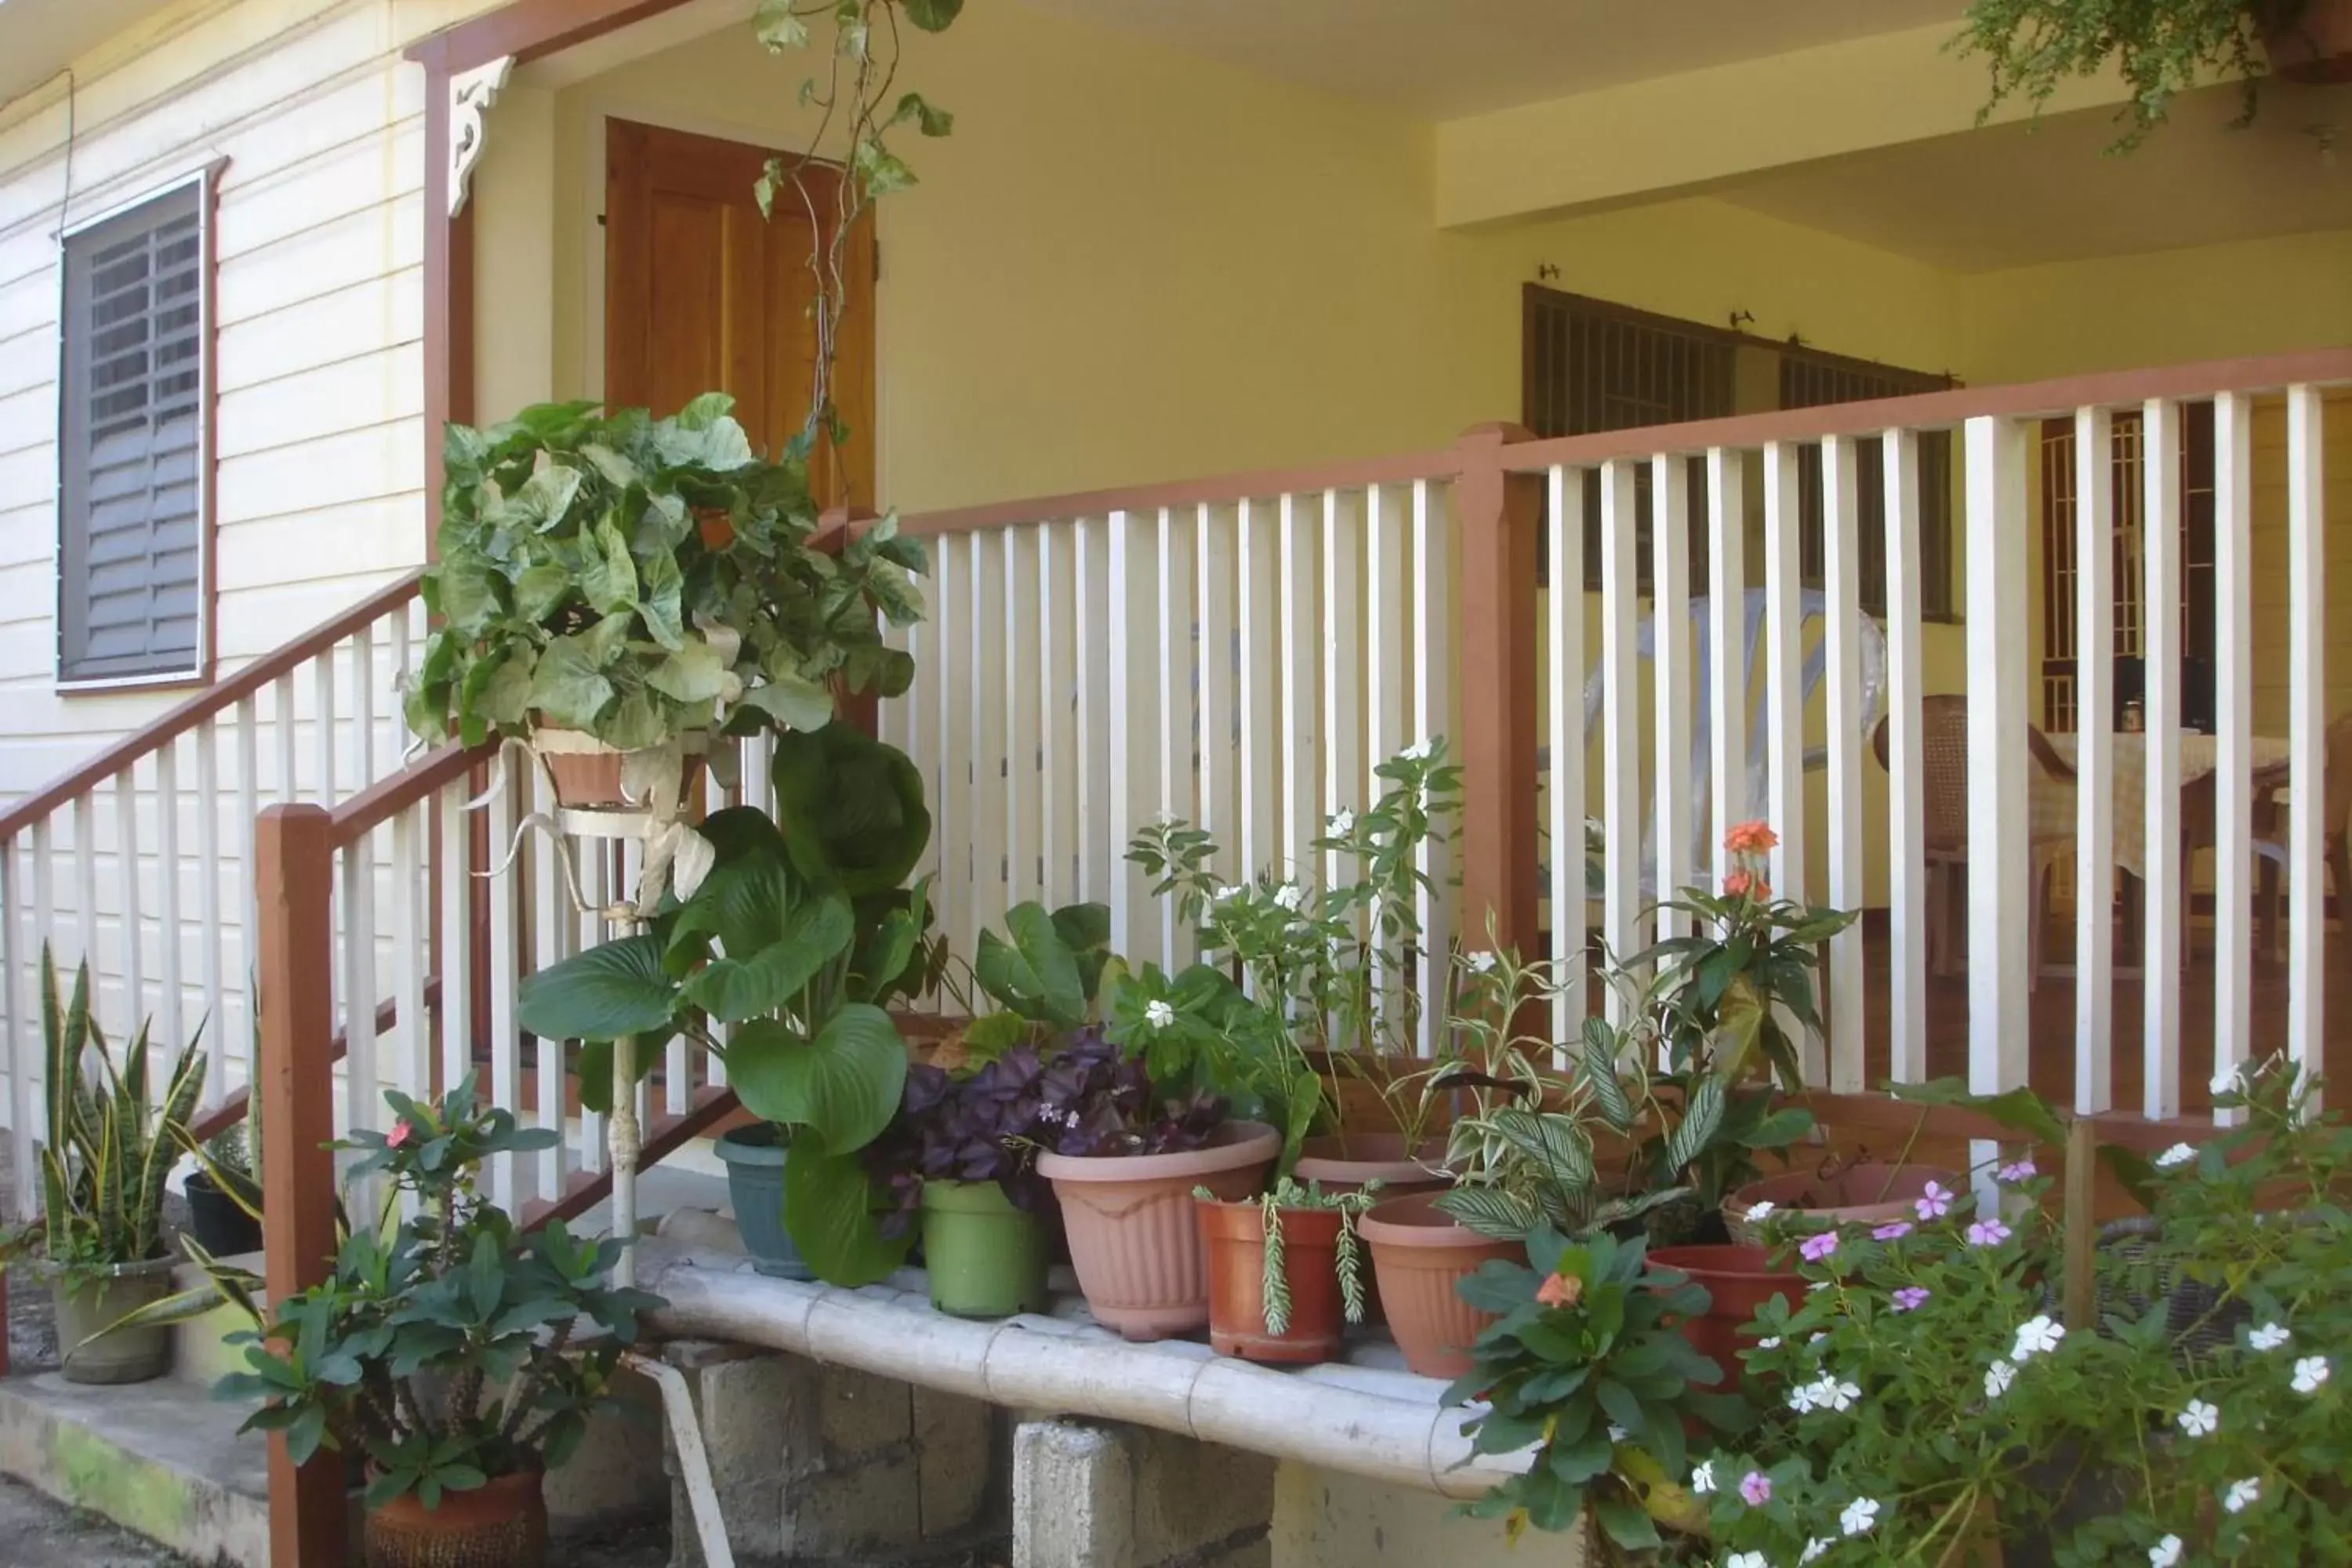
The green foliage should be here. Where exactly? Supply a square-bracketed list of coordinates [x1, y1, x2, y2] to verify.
[31, 949, 205, 1276]
[1448, 1226, 1742, 1550]
[159, 1076, 658, 1512]
[405, 396, 925, 753]
[1705, 1059, 2352, 1563]
[1951, 0, 2303, 151]
[969, 899, 1122, 1033]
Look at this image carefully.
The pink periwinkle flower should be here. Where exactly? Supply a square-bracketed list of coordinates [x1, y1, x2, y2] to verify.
[1966, 1219, 2013, 1248]
[1915, 1181, 1954, 1220]
[1872, 1221, 1913, 1242]
[1997, 1159, 2037, 1182]
[1739, 1471, 1773, 1507]
[1798, 1232, 1840, 1265]
[1892, 1287, 1930, 1312]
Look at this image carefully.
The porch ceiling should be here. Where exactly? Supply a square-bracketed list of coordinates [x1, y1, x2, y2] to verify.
[1718, 81, 2352, 272]
[0, 0, 176, 110]
[1010, 0, 1967, 118]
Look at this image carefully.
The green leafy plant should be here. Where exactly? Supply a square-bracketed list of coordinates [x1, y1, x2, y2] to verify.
[27, 949, 205, 1278]
[1450, 1225, 1744, 1552]
[404, 394, 925, 753]
[169, 1076, 661, 1514]
[1952, 0, 2310, 151]
[516, 725, 935, 1283]
[1121, 739, 1463, 1174]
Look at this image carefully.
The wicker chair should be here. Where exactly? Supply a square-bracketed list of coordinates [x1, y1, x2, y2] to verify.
[2187, 709, 2352, 958]
[1872, 695, 2078, 984]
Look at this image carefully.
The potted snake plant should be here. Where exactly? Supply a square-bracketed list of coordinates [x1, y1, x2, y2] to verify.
[5, 950, 205, 1384]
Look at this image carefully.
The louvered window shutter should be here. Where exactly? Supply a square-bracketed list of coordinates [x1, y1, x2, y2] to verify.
[59, 181, 207, 684]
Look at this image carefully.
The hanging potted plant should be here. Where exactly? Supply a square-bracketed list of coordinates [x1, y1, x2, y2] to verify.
[1195, 1176, 1381, 1364]
[864, 1045, 1065, 1319]
[6, 951, 205, 1385]
[129, 1074, 659, 1568]
[1955, 0, 2352, 151]
[401, 394, 925, 819]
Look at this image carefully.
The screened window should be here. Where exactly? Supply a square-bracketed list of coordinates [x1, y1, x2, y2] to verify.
[58, 176, 209, 684]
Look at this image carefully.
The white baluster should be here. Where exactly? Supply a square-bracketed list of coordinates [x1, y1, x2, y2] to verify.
[353, 625, 376, 792]
[393, 800, 429, 1116]
[1599, 460, 1639, 1022]
[2142, 400, 2185, 1122]
[1653, 453, 1693, 955]
[1708, 449, 1748, 891]
[1002, 526, 1036, 905]
[74, 797, 99, 995]
[237, 695, 260, 1057]
[155, 740, 183, 1056]
[2, 840, 27, 1220]
[1237, 500, 1279, 887]
[1762, 443, 1811, 1082]
[533, 765, 572, 1198]
[1276, 495, 1319, 887]
[1882, 431, 1926, 1085]
[934, 535, 971, 949]
[1367, 485, 1410, 1044]
[1547, 466, 1587, 1051]
[2285, 384, 2328, 1114]
[1822, 436, 1865, 1094]
[1320, 489, 1363, 921]
[438, 776, 474, 1100]
[968, 529, 1009, 945]
[1196, 505, 1240, 895]
[314, 644, 337, 807]
[575, 840, 604, 1178]
[342, 827, 378, 1149]
[197, 720, 227, 1102]
[117, 768, 143, 1042]
[2072, 408, 2115, 1115]
[1074, 521, 1112, 910]
[1965, 415, 2032, 1192]
[1157, 506, 1197, 973]
[1036, 522, 1073, 907]
[1410, 480, 1452, 1056]
[487, 749, 524, 1210]
[2210, 393, 2255, 1123]
[1105, 510, 1160, 960]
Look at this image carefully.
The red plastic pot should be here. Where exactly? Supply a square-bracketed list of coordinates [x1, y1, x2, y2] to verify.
[1648, 1243, 1805, 1393]
[1198, 1199, 1347, 1364]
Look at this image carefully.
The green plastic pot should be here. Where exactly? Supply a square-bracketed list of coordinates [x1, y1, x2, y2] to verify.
[920, 1180, 1049, 1319]
[714, 1124, 813, 1280]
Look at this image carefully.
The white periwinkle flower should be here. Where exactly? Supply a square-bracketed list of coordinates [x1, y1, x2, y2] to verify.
[1144, 1000, 1176, 1030]
[2147, 1537, 2183, 1568]
[1984, 1359, 2017, 1399]
[1728, 1555, 1769, 1568]
[2249, 1322, 2292, 1352]
[1744, 1200, 1777, 1221]
[1690, 1459, 1715, 1494]
[1757, 1336, 1783, 1350]
[2154, 1142, 2197, 1169]
[1800, 1538, 1831, 1565]
[2012, 1314, 2067, 1362]
[1401, 737, 1434, 761]
[1804, 1375, 1859, 1414]
[2293, 1355, 2331, 1395]
[2176, 1399, 2220, 1439]
[1787, 1382, 1820, 1414]
[1272, 883, 1305, 912]
[1214, 884, 1245, 903]
[2212, 1061, 2244, 1095]
[1327, 808, 1356, 836]
[1465, 949, 1498, 975]
[1840, 1497, 1881, 1537]
[2223, 1477, 2261, 1514]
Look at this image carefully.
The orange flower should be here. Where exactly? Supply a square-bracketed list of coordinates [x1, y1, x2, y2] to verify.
[1723, 819, 1779, 855]
[1723, 870, 1772, 902]
[1534, 1271, 1583, 1309]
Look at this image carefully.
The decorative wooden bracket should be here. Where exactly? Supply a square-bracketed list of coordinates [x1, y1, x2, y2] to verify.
[448, 56, 515, 219]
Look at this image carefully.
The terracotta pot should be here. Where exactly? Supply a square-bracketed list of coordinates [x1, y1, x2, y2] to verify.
[528, 726, 708, 811]
[1723, 1163, 1961, 1247]
[1647, 1243, 1805, 1394]
[363, 1468, 548, 1568]
[1038, 1122, 1279, 1340]
[1293, 1132, 1449, 1196]
[2264, 0, 2352, 82]
[693, 506, 735, 550]
[1357, 1192, 1521, 1379]
[1198, 1199, 1348, 1364]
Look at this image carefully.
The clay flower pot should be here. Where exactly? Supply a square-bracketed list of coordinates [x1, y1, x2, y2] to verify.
[1647, 1243, 1805, 1395]
[1197, 1198, 1348, 1364]
[1357, 1192, 1521, 1379]
[1038, 1121, 1279, 1340]
[1293, 1132, 1448, 1197]
[2264, 0, 2352, 82]
[363, 1468, 549, 1568]
[1724, 1163, 1961, 1247]
[528, 725, 707, 811]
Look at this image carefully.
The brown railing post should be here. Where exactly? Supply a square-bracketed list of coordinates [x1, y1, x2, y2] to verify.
[1453, 423, 1543, 960]
[256, 803, 347, 1568]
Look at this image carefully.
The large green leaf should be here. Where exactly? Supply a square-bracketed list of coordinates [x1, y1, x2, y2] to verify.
[681, 895, 853, 1022]
[902, 0, 961, 32]
[739, 672, 834, 732]
[1051, 902, 1112, 1006]
[728, 1005, 904, 1151]
[770, 725, 931, 896]
[516, 936, 676, 1044]
[436, 555, 504, 637]
[782, 1131, 915, 1286]
[582, 515, 639, 615]
[500, 464, 583, 534]
[527, 635, 615, 730]
[647, 639, 728, 704]
[974, 902, 1084, 1026]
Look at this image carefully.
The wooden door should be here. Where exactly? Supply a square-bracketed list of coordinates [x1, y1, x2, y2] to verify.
[604, 118, 874, 508]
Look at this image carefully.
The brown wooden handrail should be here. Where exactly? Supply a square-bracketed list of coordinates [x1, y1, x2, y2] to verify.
[184, 978, 441, 1145]
[0, 568, 426, 842]
[330, 739, 496, 845]
[1502, 345, 2352, 472]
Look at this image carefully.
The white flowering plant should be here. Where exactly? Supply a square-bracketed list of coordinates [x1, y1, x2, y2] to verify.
[1698, 1061, 2352, 1565]
[1117, 739, 1463, 1172]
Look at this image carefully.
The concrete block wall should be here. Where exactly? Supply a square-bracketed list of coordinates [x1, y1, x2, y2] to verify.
[661, 1339, 1002, 1567]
